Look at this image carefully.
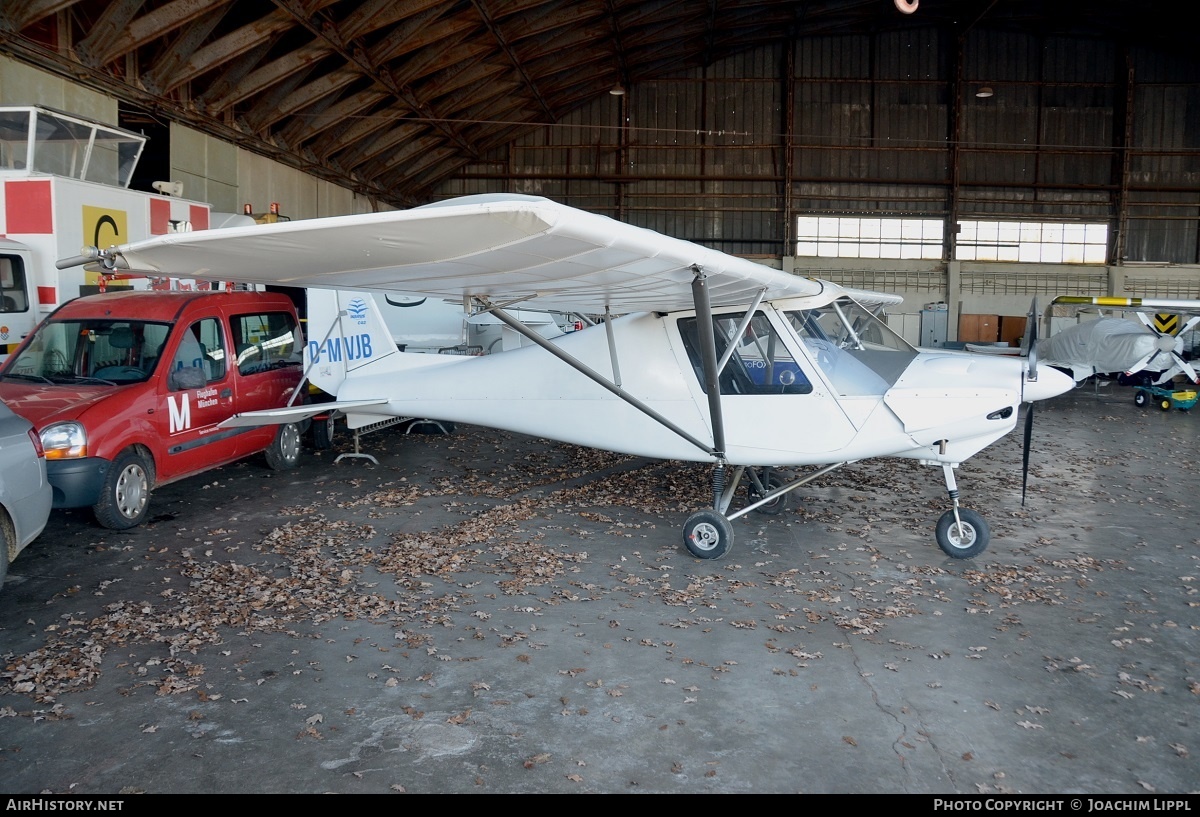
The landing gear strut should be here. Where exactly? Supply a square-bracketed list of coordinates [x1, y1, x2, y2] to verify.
[934, 463, 990, 558]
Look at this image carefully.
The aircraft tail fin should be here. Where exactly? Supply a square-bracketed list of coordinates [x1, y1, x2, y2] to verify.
[304, 289, 399, 396]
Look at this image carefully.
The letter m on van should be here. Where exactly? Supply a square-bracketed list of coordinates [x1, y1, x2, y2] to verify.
[168, 393, 191, 433]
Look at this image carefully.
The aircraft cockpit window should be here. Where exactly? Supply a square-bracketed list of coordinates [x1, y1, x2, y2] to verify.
[678, 313, 813, 396]
[785, 298, 916, 396]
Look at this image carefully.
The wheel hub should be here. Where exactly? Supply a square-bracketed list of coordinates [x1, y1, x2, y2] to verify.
[689, 523, 721, 551]
[115, 466, 147, 518]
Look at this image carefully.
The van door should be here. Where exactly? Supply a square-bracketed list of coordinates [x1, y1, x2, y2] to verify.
[227, 307, 304, 456]
[154, 315, 243, 479]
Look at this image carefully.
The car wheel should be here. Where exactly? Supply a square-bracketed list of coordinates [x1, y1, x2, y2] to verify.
[266, 423, 302, 470]
[93, 451, 153, 530]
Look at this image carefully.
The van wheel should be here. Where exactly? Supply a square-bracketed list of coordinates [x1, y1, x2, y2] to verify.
[93, 452, 152, 530]
[266, 423, 302, 470]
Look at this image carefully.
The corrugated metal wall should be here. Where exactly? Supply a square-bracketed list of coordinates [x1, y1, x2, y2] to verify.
[438, 25, 1200, 265]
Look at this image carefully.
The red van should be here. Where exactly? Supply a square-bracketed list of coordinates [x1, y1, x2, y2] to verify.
[0, 290, 306, 529]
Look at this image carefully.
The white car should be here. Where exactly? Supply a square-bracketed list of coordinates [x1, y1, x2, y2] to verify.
[0, 398, 52, 592]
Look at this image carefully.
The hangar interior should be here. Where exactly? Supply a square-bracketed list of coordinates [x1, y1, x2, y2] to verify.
[1, 0, 1198, 346]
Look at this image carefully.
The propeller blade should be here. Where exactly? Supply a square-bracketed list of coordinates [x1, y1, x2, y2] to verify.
[1174, 354, 1199, 384]
[1021, 403, 1034, 506]
[1021, 297, 1039, 402]
[1125, 350, 1160, 376]
[1135, 311, 1156, 330]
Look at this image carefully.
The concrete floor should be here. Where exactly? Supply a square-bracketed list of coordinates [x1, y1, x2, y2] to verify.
[0, 386, 1197, 794]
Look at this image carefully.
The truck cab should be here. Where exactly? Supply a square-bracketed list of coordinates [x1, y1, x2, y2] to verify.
[0, 290, 305, 528]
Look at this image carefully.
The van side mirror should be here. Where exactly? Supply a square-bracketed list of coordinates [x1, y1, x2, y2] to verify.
[168, 366, 206, 390]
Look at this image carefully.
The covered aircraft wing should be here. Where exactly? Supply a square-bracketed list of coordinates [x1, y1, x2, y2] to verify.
[105, 194, 901, 314]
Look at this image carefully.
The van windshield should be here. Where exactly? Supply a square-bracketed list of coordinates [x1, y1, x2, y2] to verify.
[1, 319, 172, 385]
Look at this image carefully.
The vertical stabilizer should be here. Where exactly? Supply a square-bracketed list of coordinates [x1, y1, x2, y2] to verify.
[304, 289, 398, 397]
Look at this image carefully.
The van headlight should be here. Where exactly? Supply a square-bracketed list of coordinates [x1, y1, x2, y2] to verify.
[41, 422, 88, 459]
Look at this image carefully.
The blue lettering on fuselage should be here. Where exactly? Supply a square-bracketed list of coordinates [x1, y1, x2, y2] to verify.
[308, 334, 374, 364]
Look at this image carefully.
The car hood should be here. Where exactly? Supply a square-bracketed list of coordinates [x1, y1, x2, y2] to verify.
[0, 381, 121, 428]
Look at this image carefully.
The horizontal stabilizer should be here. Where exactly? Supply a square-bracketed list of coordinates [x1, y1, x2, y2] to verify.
[218, 399, 391, 428]
[964, 344, 1020, 356]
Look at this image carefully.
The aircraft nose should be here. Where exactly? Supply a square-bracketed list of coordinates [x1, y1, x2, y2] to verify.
[1024, 363, 1073, 402]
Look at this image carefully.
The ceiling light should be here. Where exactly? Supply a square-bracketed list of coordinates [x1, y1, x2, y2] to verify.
[609, 84, 626, 96]
[976, 86, 994, 98]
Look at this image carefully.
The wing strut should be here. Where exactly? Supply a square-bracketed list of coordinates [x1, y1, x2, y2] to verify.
[479, 300, 719, 458]
[690, 267, 727, 460]
[690, 266, 730, 512]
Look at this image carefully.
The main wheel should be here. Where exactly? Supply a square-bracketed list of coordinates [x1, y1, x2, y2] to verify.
[683, 510, 734, 559]
[935, 508, 989, 559]
[93, 451, 152, 530]
[749, 473, 789, 515]
[1134, 390, 1149, 408]
[311, 414, 336, 450]
[265, 423, 302, 470]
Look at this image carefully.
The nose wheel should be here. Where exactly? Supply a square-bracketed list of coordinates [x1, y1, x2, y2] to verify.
[935, 507, 989, 558]
[936, 463, 990, 559]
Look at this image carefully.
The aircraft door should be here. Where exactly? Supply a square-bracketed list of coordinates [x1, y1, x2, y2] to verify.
[675, 310, 859, 457]
[156, 316, 241, 475]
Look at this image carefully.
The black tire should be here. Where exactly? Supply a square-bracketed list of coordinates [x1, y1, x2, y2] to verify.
[265, 423, 302, 470]
[93, 451, 152, 530]
[750, 473, 789, 515]
[1159, 398, 1172, 411]
[311, 414, 336, 450]
[683, 509, 734, 559]
[0, 518, 10, 590]
[935, 508, 989, 559]
[1134, 390, 1149, 408]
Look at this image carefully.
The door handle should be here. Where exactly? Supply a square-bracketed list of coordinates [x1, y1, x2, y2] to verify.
[221, 388, 232, 398]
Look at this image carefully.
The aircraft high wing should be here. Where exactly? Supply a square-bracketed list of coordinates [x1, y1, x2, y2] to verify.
[73, 193, 1073, 561]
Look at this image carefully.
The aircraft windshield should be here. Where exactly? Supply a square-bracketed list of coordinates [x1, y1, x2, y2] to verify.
[2, 319, 171, 385]
[784, 298, 917, 395]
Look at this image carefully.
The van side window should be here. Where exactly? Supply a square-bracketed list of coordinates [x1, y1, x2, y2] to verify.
[171, 318, 226, 388]
[232, 311, 301, 375]
[0, 254, 29, 312]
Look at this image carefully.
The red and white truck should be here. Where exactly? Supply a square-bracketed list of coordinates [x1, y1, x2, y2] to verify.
[0, 105, 216, 361]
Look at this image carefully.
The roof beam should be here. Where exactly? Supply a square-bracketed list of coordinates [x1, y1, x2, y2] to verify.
[468, 0, 557, 121]
[139, 6, 230, 96]
[269, 0, 482, 163]
[78, 0, 230, 69]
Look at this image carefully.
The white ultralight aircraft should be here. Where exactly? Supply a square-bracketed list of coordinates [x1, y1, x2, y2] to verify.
[69, 194, 1073, 560]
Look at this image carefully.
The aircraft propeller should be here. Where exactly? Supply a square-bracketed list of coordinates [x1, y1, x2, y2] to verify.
[1124, 313, 1200, 385]
[1019, 298, 1040, 506]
